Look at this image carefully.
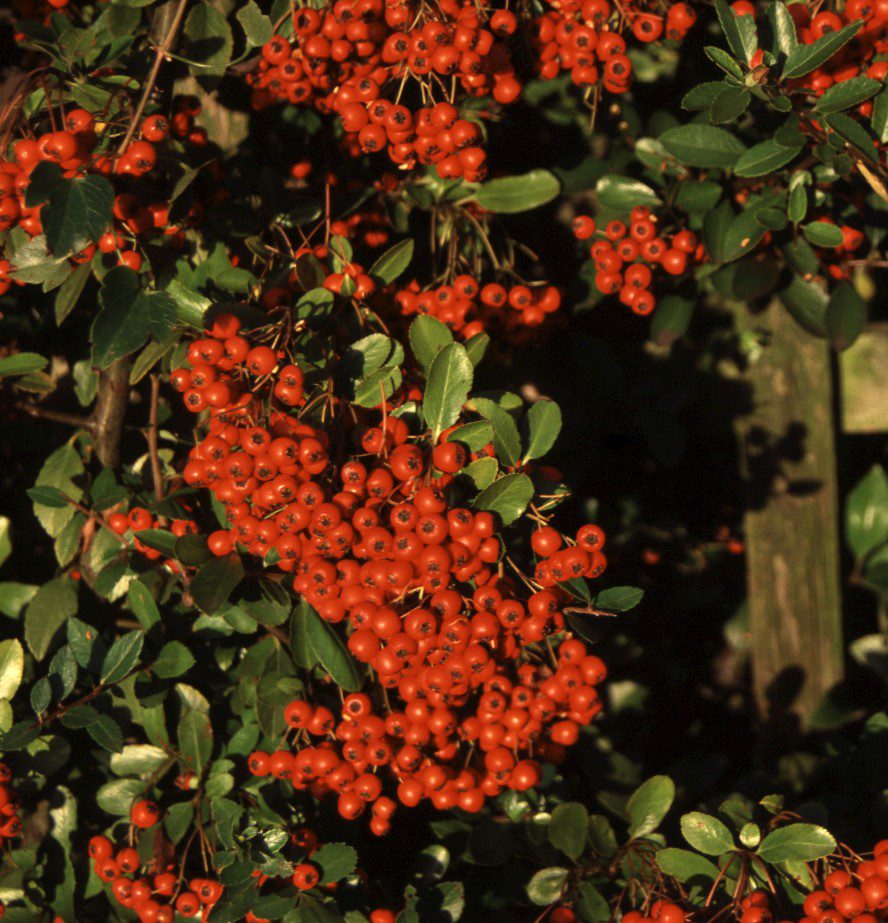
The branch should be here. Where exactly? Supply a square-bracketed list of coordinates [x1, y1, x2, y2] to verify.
[117, 0, 190, 154]
[93, 358, 131, 469]
[147, 374, 164, 502]
[13, 402, 95, 430]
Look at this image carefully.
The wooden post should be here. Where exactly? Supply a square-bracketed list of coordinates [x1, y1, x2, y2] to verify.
[732, 300, 844, 727]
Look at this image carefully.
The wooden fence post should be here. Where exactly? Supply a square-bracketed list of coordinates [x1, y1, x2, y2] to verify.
[732, 299, 844, 726]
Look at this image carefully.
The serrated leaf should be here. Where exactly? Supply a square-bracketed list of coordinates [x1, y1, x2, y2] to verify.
[593, 586, 644, 612]
[682, 82, 728, 111]
[782, 21, 862, 79]
[101, 631, 144, 684]
[757, 823, 836, 862]
[25, 577, 78, 661]
[128, 580, 161, 630]
[734, 140, 803, 177]
[660, 124, 746, 169]
[594, 175, 661, 213]
[715, 0, 758, 63]
[767, 2, 798, 58]
[297, 601, 363, 691]
[549, 802, 589, 859]
[237, 0, 273, 46]
[814, 76, 881, 114]
[474, 473, 534, 526]
[471, 397, 521, 466]
[153, 641, 196, 679]
[522, 400, 562, 463]
[87, 714, 124, 752]
[526, 867, 568, 905]
[656, 847, 720, 882]
[313, 843, 358, 884]
[423, 342, 473, 440]
[409, 315, 453, 375]
[681, 812, 735, 855]
[178, 709, 213, 774]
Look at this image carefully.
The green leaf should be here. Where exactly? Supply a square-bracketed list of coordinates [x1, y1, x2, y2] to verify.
[135, 528, 179, 557]
[734, 140, 803, 177]
[182, 1, 234, 70]
[705, 46, 745, 80]
[522, 400, 562, 463]
[313, 843, 358, 884]
[460, 457, 498, 491]
[846, 465, 888, 562]
[825, 281, 867, 351]
[757, 823, 836, 863]
[872, 86, 888, 143]
[651, 294, 695, 345]
[178, 709, 213, 774]
[409, 315, 454, 375]
[549, 802, 589, 859]
[369, 239, 414, 284]
[25, 577, 78, 661]
[97, 776, 144, 815]
[766, 2, 798, 58]
[87, 714, 124, 752]
[237, 0, 273, 46]
[627, 775, 675, 838]
[110, 743, 168, 777]
[576, 881, 610, 922]
[101, 631, 144, 685]
[659, 124, 746, 169]
[93, 267, 176, 368]
[423, 343, 473, 440]
[782, 21, 862, 79]
[0, 720, 41, 751]
[593, 586, 644, 612]
[588, 815, 618, 858]
[681, 812, 736, 855]
[153, 641, 196, 679]
[0, 353, 48, 377]
[297, 602, 363, 692]
[190, 555, 245, 614]
[54, 261, 91, 325]
[0, 640, 24, 702]
[715, 0, 758, 63]
[526, 867, 568, 905]
[474, 473, 534, 526]
[814, 76, 881, 113]
[823, 111, 879, 163]
[471, 397, 521, 466]
[128, 580, 161, 630]
[25, 163, 113, 257]
[594, 175, 661, 213]
[474, 169, 560, 213]
[778, 274, 828, 336]
[26, 485, 70, 508]
[656, 847, 720, 882]
[802, 221, 843, 248]
[682, 82, 728, 111]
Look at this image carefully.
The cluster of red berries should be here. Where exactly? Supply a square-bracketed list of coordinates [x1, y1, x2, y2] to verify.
[248, 630, 606, 831]
[90, 834, 225, 923]
[392, 276, 562, 340]
[792, 843, 888, 923]
[530, 0, 697, 92]
[573, 207, 705, 315]
[246, 0, 527, 178]
[165, 316, 608, 828]
[0, 98, 220, 289]
[0, 764, 22, 844]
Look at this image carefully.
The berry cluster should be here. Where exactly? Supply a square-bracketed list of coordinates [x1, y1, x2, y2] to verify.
[247, 0, 526, 179]
[530, 0, 697, 91]
[573, 207, 705, 315]
[166, 317, 608, 828]
[0, 99, 219, 290]
[392, 277, 562, 340]
[106, 506, 198, 571]
[792, 843, 888, 923]
[90, 831, 226, 923]
[0, 764, 21, 844]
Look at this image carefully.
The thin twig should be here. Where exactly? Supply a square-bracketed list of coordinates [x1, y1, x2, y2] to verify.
[147, 374, 164, 502]
[117, 0, 190, 154]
